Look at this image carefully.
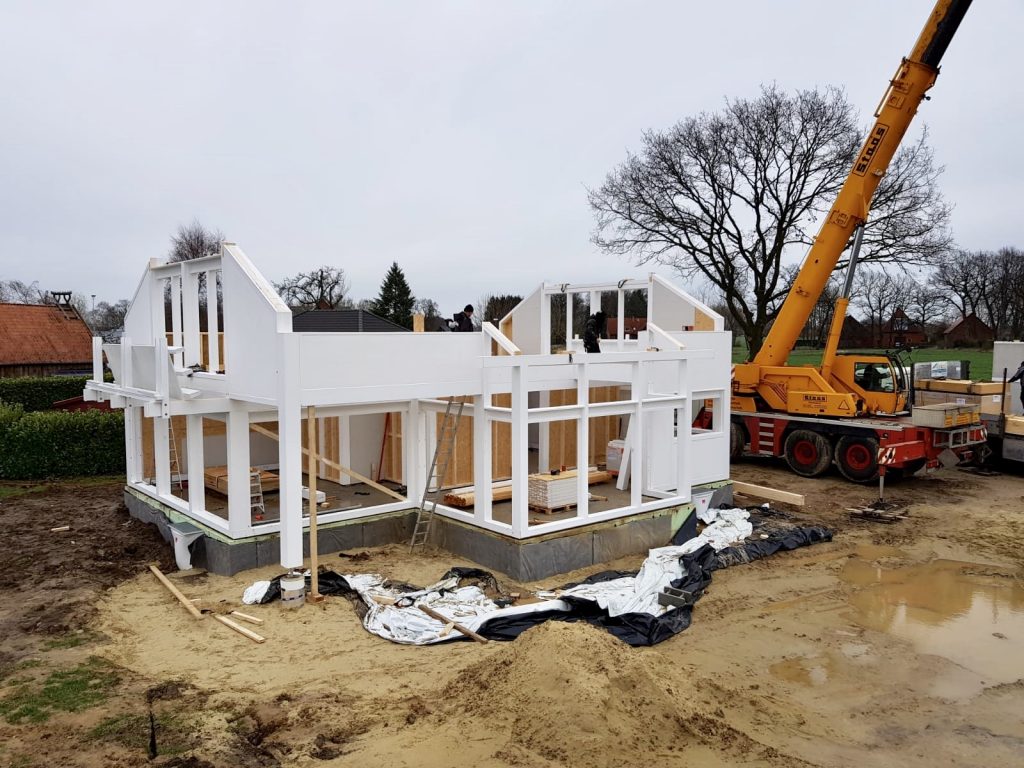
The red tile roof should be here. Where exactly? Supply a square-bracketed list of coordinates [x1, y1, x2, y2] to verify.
[0, 303, 93, 365]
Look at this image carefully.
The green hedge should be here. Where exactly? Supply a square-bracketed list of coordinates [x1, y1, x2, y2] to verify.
[0, 376, 92, 412]
[0, 402, 125, 479]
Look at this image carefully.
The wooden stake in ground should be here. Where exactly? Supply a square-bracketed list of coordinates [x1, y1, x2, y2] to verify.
[417, 603, 489, 644]
[149, 564, 203, 619]
[213, 613, 266, 643]
[307, 406, 323, 603]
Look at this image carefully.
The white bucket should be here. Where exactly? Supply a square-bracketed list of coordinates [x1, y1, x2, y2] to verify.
[606, 439, 625, 474]
[280, 573, 306, 609]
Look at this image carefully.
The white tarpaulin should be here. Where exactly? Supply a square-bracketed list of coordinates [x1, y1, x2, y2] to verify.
[243, 507, 755, 645]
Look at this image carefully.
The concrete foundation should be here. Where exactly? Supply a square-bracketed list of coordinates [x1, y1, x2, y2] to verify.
[124, 482, 733, 580]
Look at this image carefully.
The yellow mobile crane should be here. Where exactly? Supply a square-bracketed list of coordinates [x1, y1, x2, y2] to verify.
[731, 0, 988, 481]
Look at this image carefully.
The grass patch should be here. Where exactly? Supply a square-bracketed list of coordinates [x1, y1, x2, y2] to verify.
[89, 712, 196, 755]
[0, 483, 50, 500]
[0, 657, 119, 724]
[42, 632, 96, 651]
[732, 345, 993, 380]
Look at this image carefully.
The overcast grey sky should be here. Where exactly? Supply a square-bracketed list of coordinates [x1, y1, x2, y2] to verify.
[0, 1, 1019, 314]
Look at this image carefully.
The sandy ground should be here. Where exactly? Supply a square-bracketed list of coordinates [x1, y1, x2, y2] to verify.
[1, 461, 1023, 767]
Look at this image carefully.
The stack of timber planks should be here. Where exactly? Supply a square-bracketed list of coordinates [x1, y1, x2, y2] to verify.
[528, 469, 612, 512]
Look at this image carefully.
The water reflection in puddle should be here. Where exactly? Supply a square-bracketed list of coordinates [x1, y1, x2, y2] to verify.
[840, 557, 1024, 698]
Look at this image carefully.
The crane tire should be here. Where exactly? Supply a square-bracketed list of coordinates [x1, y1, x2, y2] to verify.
[835, 435, 880, 483]
[783, 429, 832, 477]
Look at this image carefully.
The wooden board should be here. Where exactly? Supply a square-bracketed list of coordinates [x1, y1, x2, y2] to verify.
[443, 470, 611, 509]
[547, 387, 621, 471]
[732, 481, 805, 507]
[203, 465, 279, 496]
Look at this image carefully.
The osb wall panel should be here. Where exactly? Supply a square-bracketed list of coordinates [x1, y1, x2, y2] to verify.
[546, 386, 620, 472]
[380, 396, 513, 487]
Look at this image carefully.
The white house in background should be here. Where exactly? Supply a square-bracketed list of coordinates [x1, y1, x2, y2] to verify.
[84, 243, 732, 574]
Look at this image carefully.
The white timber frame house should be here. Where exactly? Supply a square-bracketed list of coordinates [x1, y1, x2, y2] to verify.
[85, 244, 732, 572]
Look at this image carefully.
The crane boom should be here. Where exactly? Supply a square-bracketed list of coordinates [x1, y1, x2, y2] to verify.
[752, 0, 972, 367]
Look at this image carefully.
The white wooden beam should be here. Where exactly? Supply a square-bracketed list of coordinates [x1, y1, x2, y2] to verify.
[182, 264, 201, 367]
[226, 407, 251, 537]
[576, 362, 589, 519]
[510, 365, 528, 536]
[186, 413, 206, 516]
[473, 391, 491, 524]
[205, 270, 220, 373]
[277, 335, 303, 568]
[154, 416, 170, 495]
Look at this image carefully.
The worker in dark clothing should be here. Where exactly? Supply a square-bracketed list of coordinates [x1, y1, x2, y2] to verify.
[452, 304, 475, 332]
[583, 311, 606, 353]
[1010, 360, 1024, 412]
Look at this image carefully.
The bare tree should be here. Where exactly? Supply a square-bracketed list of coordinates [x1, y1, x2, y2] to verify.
[905, 282, 945, 337]
[929, 249, 979, 319]
[589, 85, 951, 356]
[413, 297, 440, 319]
[0, 279, 44, 303]
[275, 266, 351, 309]
[168, 219, 224, 263]
[852, 269, 915, 345]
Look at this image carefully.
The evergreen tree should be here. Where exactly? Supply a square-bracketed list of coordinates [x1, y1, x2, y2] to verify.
[371, 262, 416, 329]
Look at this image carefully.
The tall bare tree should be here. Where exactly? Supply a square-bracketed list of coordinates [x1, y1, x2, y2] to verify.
[168, 219, 224, 263]
[275, 266, 351, 309]
[589, 85, 951, 355]
[852, 269, 915, 346]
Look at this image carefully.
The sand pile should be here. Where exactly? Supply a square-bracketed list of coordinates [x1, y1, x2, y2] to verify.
[347, 621, 769, 767]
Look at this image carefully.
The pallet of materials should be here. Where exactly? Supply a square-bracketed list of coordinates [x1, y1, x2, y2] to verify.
[203, 466, 280, 496]
[442, 469, 612, 509]
[528, 469, 612, 512]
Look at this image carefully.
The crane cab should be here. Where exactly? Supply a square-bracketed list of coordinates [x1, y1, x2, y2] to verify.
[829, 354, 908, 415]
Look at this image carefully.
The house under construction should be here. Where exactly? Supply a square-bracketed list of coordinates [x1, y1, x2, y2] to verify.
[84, 244, 733, 579]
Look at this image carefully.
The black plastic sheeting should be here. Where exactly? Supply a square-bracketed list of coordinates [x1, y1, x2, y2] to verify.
[256, 511, 832, 647]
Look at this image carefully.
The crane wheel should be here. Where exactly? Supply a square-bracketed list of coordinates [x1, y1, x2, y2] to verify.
[730, 422, 746, 460]
[783, 429, 832, 477]
[835, 435, 880, 482]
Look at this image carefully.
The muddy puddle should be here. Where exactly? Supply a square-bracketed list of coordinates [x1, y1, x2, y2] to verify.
[839, 555, 1024, 699]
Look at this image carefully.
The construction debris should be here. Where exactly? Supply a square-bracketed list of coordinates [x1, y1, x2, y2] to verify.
[149, 564, 204, 620]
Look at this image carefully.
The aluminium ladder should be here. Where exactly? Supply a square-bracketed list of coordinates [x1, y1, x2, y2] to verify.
[250, 471, 266, 522]
[410, 399, 464, 549]
[168, 420, 184, 492]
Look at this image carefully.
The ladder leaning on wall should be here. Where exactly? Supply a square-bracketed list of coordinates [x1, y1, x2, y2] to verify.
[168, 420, 184, 492]
[410, 399, 464, 549]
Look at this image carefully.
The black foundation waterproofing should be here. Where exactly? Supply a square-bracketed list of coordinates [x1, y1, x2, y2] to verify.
[257, 511, 833, 647]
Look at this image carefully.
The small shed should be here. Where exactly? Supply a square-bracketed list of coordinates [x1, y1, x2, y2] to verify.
[0, 301, 94, 378]
[943, 314, 993, 347]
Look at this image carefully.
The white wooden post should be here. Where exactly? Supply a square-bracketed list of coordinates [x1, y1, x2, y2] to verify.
[537, 389, 550, 473]
[338, 414, 353, 485]
[182, 264, 201, 368]
[205, 270, 220, 372]
[473, 391, 492, 523]
[576, 361, 590, 519]
[540, 292, 551, 355]
[510, 363, 529, 537]
[277, 335, 303, 567]
[676, 360, 691, 500]
[226, 407, 251, 536]
[91, 337, 102, 383]
[154, 416, 170, 495]
[186, 414, 206, 515]
[170, 274, 183, 368]
[617, 287, 625, 351]
[564, 292, 573, 350]
[121, 337, 142, 484]
[150, 276, 165, 348]
[404, 401, 424, 503]
[631, 360, 646, 509]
